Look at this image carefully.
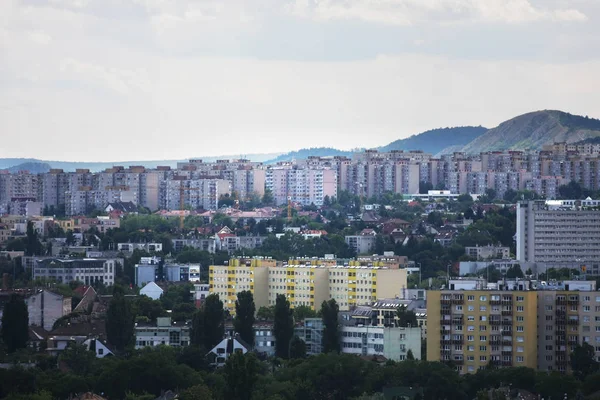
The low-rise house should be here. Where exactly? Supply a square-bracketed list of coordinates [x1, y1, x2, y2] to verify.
[464, 244, 510, 260]
[33, 257, 118, 286]
[118, 242, 163, 253]
[82, 337, 114, 358]
[172, 238, 216, 253]
[193, 283, 209, 307]
[135, 317, 190, 349]
[140, 282, 164, 300]
[207, 335, 250, 367]
[345, 230, 377, 255]
[26, 289, 72, 331]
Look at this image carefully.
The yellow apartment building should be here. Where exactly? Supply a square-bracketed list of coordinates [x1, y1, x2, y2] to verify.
[210, 258, 408, 315]
[427, 280, 538, 374]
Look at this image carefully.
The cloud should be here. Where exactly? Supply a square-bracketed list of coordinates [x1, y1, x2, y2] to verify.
[28, 30, 52, 45]
[285, 0, 588, 25]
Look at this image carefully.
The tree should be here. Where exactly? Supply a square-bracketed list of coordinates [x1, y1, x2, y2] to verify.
[65, 229, 76, 246]
[25, 221, 42, 256]
[293, 305, 317, 322]
[321, 299, 340, 353]
[203, 294, 225, 349]
[179, 384, 213, 400]
[59, 344, 96, 375]
[1, 294, 29, 352]
[406, 349, 415, 360]
[223, 352, 260, 400]
[132, 295, 165, 322]
[233, 291, 255, 346]
[570, 342, 599, 380]
[505, 265, 523, 279]
[190, 308, 205, 347]
[273, 294, 294, 359]
[262, 188, 275, 206]
[396, 307, 418, 327]
[257, 305, 275, 320]
[290, 336, 307, 359]
[106, 288, 134, 352]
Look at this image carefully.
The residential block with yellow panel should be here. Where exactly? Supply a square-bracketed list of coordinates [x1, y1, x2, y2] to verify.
[427, 279, 599, 375]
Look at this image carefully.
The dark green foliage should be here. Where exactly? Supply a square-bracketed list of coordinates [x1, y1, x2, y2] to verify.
[240, 232, 356, 260]
[570, 342, 600, 380]
[179, 384, 213, 400]
[25, 221, 42, 256]
[396, 308, 418, 328]
[132, 295, 166, 322]
[224, 352, 261, 400]
[59, 344, 96, 375]
[234, 291, 255, 346]
[293, 305, 317, 322]
[273, 294, 294, 359]
[257, 305, 275, 320]
[160, 283, 194, 310]
[202, 294, 225, 349]
[1, 294, 28, 352]
[321, 299, 340, 354]
[290, 336, 307, 359]
[190, 308, 205, 347]
[106, 290, 134, 352]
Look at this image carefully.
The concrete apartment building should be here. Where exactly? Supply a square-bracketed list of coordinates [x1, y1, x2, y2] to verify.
[134, 317, 190, 349]
[26, 289, 72, 331]
[517, 200, 600, 274]
[172, 238, 216, 254]
[345, 229, 378, 255]
[209, 257, 408, 314]
[427, 279, 539, 374]
[465, 245, 511, 260]
[296, 318, 422, 361]
[427, 278, 600, 375]
[33, 258, 118, 286]
[266, 166, 337, 206]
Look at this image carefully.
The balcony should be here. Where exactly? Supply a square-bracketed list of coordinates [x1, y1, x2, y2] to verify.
[501, 310, 513, 316]
[490, 299, 501, 306]
[452, 298, 465, 305]
[567, 319, 579, 326]
[555, 298, 567, 305]
[490, 340, 501, 346]
[440, 319, 452, 325]
[502, 340, 513, 346]
[441, 308, 451, 315]
[502, 350, 512, 356]
[441, 298, 452, 305]
[501, 361, 512, 367]
[452, 339, 464, 345]
[568, 340, 579, 347]
[453, 359, 465, 365]
[555, 339, 566, 346]
[568, 298, 579, 306]
[440, 340, 451, 345]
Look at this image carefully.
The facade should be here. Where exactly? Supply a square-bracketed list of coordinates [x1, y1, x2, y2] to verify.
[345, 233, 377, 255]
[209, 258, 408, 314]
[172, 238, 216, 253]
[134, 317, 190, 349]
[207, 335, 250, 367]
[517, 200, 600, 273]
[427, 278, 600, 375]
[139, 282, 164, 300]
[465, 245, 510, 260]
[266, 166, 337, 206]
[33, 258, 118, 286]
[341, 326, 422, 361]
[427, 280, 538, 374]
[26, 290, 72, 331]
[165, 264, 201, 282]
[134, 256, 160, 287]
[117, 243, 163, 253]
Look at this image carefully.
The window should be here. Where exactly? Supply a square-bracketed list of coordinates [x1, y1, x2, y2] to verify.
[467, 355, 474, 361]
[480, 336, 487, 342]
[480, 296, 487, 301]
[517, 336, 524, 342]
[480, 306, 487, 312]
[468, 326, 475, 331]
[456, 305, 463, 311]
[468, 295, 475, 301]
[516, 356, 524, 362]
[517, 326, 524, 332]
[516, 296, 524, 302]
[545, 305, 553, 311]
[584, 306, 591, 312]
[468, 316, 475, 321]
[517, 306, 524, 312]
[480, 355, 487, 362]
[480, 326, 487, 332]
[98, 348, 104, 355]
[468, 305, 475, 311]
[479, 315, 487, 321]
[516, 316, 524, 322]
[467, 335, 474, 342]
[468, 345, 474, 351]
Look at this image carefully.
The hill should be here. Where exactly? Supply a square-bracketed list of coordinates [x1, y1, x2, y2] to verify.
[461, 110, 600, 153]
[378, 126, 487, 153]
[265, 147, 355, 163]
[1, 162, 52, 173]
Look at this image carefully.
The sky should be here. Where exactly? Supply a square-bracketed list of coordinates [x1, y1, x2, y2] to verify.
[1, 0, 600, 162]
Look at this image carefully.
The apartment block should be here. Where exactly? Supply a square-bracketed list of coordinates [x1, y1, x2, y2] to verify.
[135, 317, 190, 349]
[517, 200, 600, 270]
[33, 258, 118, 286]
[427, 280, 538, 374]
[427, 279, 600, 375]
[266, 166, 337, 206]
[465, 245, 510, 260]
[209, 257, 408, 314]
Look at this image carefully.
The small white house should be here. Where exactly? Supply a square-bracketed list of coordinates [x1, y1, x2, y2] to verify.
[82, 338, 114, 358]
[139, 282, 164, 300]
[207, 335, 250, 367]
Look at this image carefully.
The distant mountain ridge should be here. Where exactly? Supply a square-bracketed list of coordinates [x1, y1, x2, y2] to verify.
[2, 110, 599, 172]
[461, 110, 600, 153]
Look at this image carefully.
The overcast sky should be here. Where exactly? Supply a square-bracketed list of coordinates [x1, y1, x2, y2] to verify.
[1, 0, 600, 162]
